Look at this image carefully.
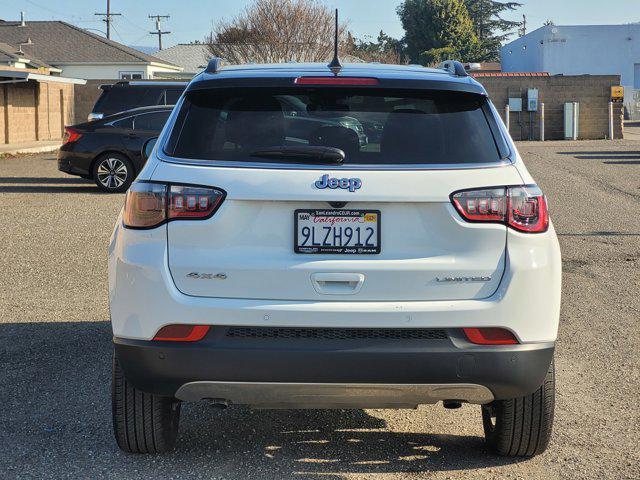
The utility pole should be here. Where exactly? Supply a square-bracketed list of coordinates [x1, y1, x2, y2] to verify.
[149, 14, 171, 51]
[95, 0, 121, 40]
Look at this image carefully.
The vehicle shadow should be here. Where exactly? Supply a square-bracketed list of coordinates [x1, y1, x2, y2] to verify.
[557, 151, 640, 156]
[557, 231, 640, 237]
[0, 176, 93, 184]
[0, 185, 105, 193]
[0, 321, 523, 478]
[555, 151, 640, 164]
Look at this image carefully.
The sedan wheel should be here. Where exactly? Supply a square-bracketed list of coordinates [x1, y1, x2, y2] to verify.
[93, 155, 134, 193]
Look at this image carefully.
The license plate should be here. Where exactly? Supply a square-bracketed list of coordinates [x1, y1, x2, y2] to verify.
[294, 209, 381, 254]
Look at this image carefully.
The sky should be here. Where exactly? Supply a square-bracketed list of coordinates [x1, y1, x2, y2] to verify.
[0, 0, 638, 51]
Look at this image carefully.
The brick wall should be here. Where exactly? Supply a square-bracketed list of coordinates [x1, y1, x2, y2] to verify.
[37, 82, 74, 141]
[0, 80, 74, 145]
[6, 83, 37, 143]
[476, 74, 623, 140]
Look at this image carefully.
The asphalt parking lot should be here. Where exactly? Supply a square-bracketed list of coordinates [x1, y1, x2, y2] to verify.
[1, 143, 638, 479]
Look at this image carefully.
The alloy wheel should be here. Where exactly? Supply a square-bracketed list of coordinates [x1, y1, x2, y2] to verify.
[97, 157, 128, 190]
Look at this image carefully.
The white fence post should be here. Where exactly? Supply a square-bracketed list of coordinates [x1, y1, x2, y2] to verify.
[572, 102, 579, 140]
[608, 101, 614, 140]
[540, 103, 545, 141]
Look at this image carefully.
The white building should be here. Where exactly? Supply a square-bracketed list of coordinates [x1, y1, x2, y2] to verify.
[501, 24, 640, 117]
[153, 43, 210, 79]
[0, 19, 182, 80]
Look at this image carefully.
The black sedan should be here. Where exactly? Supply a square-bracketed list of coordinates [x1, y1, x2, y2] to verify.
[58, 105, 173, 192]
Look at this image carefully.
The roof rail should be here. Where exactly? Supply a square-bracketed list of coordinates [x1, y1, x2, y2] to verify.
[438, 60, 468, 77]
[205, 57, 223, 74]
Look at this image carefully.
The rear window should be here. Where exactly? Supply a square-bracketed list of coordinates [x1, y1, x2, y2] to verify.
[164, 87, 508, 166]
[93, 86, 185, 116]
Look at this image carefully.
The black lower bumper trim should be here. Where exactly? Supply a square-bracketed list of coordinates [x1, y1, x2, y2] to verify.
[114, 327, 554, 402]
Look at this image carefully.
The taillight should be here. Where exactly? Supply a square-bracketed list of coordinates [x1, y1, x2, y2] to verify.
[123, 183, 166, 228]
[63, 127, 82, 144]
[451, 185, 549, 233]
[507, 186, 549, 233]
[294, 77, 379, 86]
[153, 324, 210, 342]
[168, 185, 224, 219]
[123, 182, 225, 229]
[463, 328, 519, 345]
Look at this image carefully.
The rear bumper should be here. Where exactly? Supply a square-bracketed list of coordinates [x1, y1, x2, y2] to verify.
[109, 221, 562, 344]
[114, 328, 554, 406]
[57, 148, 92, 177]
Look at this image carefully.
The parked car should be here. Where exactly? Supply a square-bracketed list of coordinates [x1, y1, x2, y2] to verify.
[58, 105, 173, 192]
[278, 94, 368, 146]
[109, 61, 561, 456]
[88, 81, 186, 121]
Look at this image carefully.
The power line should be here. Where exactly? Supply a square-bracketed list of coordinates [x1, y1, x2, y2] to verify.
[120, 15, 150, 33]
[148, 14, 171, 50]
[95, 0, 121, 40]
[110, 22, 125, 43]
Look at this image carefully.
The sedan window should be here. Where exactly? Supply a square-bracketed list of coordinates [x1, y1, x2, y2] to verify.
[133, 111, 171, 132]
[111, 117, 133, 129]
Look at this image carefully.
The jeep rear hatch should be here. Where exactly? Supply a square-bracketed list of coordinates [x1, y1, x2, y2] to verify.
[157, 86, 517, 301]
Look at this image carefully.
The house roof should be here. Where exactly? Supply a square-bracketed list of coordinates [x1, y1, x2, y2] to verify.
[471, 72, 550, 78]
[0, 20, 179, 68]
[154, 43, 210, 74]
[0, 68, 86, 84]
[0, 40, 52, 69]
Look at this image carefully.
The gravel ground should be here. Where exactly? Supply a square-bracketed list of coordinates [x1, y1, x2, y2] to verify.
[0, 145, 638, 479]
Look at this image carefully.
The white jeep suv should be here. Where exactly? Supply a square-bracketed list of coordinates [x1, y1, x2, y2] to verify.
[109, 60, 561, 456]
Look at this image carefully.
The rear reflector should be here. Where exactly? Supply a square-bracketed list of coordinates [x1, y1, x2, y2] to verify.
[294, 77, 379, 86]
[463, 328, 519, 345]
[153, 324, 210, 342]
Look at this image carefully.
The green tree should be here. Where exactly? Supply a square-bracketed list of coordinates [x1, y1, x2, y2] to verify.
[397, 0, 481, 65]
[464, 0, 522, 60]
[348, 30, 406, 64]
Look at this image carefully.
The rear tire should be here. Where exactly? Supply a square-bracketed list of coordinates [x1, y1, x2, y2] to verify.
[482, 358, 555, 457]
[93, 153, 134, 193]
[112, 352, 181, 453]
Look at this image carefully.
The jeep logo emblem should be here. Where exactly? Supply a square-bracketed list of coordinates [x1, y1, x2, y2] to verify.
[314, 174, 362, 192]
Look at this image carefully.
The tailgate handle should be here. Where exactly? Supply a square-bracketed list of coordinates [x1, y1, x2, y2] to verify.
[311, 273, 365, 295]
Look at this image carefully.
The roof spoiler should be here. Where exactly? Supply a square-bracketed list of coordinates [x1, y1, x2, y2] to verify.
[438, 60, 468, 77]
[205, 57, 223, 74]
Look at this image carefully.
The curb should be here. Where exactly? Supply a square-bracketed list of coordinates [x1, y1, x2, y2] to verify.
[0, 144, 61, 156]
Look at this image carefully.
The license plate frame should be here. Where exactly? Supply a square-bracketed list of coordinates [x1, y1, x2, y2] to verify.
[294, 209, 381, 254]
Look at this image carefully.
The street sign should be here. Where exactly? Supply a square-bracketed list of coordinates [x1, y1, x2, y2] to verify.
[611, 86, 624, 103]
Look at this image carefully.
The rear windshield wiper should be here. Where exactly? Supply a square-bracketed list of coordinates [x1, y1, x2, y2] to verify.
[250, 146, 345, 164]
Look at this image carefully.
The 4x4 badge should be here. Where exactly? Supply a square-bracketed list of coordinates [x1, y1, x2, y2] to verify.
[314, 174, 362, 192]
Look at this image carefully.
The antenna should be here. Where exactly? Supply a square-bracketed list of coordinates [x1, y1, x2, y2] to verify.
[327, 9, 342, 75]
